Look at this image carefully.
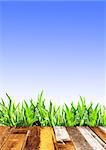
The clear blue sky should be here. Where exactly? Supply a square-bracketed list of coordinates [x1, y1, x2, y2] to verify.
[0, 1, 105, 105]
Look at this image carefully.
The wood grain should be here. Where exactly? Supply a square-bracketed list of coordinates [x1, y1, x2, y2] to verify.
[67, 127, 93, 150]
[0, 127, 12, 149]
[25, 126, 40, 150]
[90, 127, 106, 144]
[53, 126, 70, 142]
[1, 133, 27, 150]
[77, 126, 105, 150]
[39, 127, 55, 150]
[86, 127, 106, 149]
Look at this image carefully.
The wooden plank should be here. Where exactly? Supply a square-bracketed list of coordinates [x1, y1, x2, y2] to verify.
[67, 127, 92, 150]
[24, 126, 40, 150]
[53, 127, 75, 150]
[53, 126, 70, 142]
[85, 127, 106, 149]
[90, 127, 106, 144]
[77, 127, 105, 150]
[0, 127, 10, 143]
[0, 127, 12, 149]
[1, 133, 28, 150]
[39, 127, 56, 150]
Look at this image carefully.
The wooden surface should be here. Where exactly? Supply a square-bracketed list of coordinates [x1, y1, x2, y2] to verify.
[0, 126, 106, 150]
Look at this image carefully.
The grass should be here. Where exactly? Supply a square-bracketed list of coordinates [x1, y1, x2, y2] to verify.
[0, 91, 106, 126]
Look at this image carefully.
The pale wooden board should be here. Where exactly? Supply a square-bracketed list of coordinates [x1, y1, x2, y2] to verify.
[85, 127, 106, 149]
[53, 126, 71, 142]
[67, 127, 93, 150]
[77, 127, 105, 150]
[39, 127, 56, 150]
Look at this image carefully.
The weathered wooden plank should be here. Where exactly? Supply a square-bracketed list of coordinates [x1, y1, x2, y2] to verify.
[90, 127, 106, 144]
[77, 127, 105, 150]
[53, 127, 75, 150]
[0, 127, 10, 143]
[24, 126, 40, 150]
[53, 126, 70, 142]
[39, 127, 56, 150]
[67, 127, 92, 150]
[0, 127, 13, 149]
[85, 127, 106, 149]
[1, 133, 27, 150]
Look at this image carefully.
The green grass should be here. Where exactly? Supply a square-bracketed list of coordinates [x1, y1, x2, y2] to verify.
[0, 92, 106, 126]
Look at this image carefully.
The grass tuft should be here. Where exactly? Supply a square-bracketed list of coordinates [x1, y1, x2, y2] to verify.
[0, 92, 106, 126]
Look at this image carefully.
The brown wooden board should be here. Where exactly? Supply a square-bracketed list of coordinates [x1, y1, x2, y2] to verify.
[1, 133, 27, 150]
[24, 126, 40, 150]
[0, 127, 13, 149]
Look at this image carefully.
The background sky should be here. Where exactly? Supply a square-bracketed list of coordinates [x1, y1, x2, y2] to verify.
[0, 1, 105, 105]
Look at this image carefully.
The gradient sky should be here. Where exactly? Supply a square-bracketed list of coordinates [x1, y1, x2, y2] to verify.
[0, 1, 105, 105]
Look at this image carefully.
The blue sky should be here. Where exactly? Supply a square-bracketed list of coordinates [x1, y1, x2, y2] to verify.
[0, 1, 105, 105]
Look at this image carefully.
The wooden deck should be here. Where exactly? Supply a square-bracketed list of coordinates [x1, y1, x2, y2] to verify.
[0, 126, 106, 150]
